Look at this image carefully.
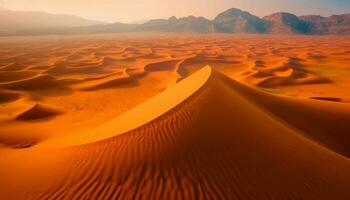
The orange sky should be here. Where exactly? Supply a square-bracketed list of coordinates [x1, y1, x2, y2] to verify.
[3, 0, 350, 23]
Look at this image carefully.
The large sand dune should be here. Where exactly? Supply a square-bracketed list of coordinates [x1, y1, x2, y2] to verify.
[1, 66, 350, 199]
[0, 34, 350, 199]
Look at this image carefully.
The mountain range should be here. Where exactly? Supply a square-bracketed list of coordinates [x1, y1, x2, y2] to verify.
[1, 8, 350, 36]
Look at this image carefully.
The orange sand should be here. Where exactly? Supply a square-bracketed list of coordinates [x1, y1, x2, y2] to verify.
[0, 33, 350, 199]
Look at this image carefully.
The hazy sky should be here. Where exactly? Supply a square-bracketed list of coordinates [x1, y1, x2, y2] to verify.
[2, 0, 350, 23]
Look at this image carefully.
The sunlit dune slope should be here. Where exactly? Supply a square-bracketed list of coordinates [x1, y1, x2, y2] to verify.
[1, 66, 349, 200]
[43, 66, 210, 147]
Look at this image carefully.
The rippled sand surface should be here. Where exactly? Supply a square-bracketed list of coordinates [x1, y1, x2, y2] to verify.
[0, 33, 350, 199]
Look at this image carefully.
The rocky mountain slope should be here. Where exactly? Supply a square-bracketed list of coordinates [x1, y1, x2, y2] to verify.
[213, 8, 267, 33]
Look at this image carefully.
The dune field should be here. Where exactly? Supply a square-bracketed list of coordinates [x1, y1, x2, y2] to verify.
[0, 33, 350, 199]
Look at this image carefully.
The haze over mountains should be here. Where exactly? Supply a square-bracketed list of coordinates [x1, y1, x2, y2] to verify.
[0, 9, 104, 35]
[1, 8, 350, 35]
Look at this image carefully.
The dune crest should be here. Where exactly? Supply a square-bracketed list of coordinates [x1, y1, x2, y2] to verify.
[44, 66, 212, 147]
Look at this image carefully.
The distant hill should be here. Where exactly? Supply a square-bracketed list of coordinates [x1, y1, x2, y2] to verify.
[213, 8, 267, 33]
[1, 8, 350, 36]
[300, 14, 350, 35]
[0, 9, 104, 35]
[139, 16, 214, 33]
[263, 12, 311, 34]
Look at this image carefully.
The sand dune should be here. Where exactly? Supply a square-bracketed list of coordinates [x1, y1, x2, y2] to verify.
[16, 103, 63, 121]
[240, 57, 331, 88]
[0, 71, 38, 83]
[44, 66, 211, 147]
[1, 66, 350, 199]
[1, 34, 350, 199]
[73, 71, 137, 91]
[0, 90, 21, 104]
[311, 97, 342, 102]
[145, 59, 181, 72]
[0, 74, 66, 90]
[219, 72, 350, 158]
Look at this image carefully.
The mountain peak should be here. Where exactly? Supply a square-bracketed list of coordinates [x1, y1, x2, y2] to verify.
[214, 8, 267, 33]
[220, 8, 244, 14]
[168, 16, 177, 21]
[214, 8, 252, 20]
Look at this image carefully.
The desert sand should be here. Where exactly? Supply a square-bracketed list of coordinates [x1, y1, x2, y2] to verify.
[0, 33, 350, 199]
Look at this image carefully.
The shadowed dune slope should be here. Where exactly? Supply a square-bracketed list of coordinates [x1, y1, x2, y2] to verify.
[16, 103, 63, 121]
[0, 90, 21, 104]
[0, 66, 350, 200]
[223, 74, 350, 158]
